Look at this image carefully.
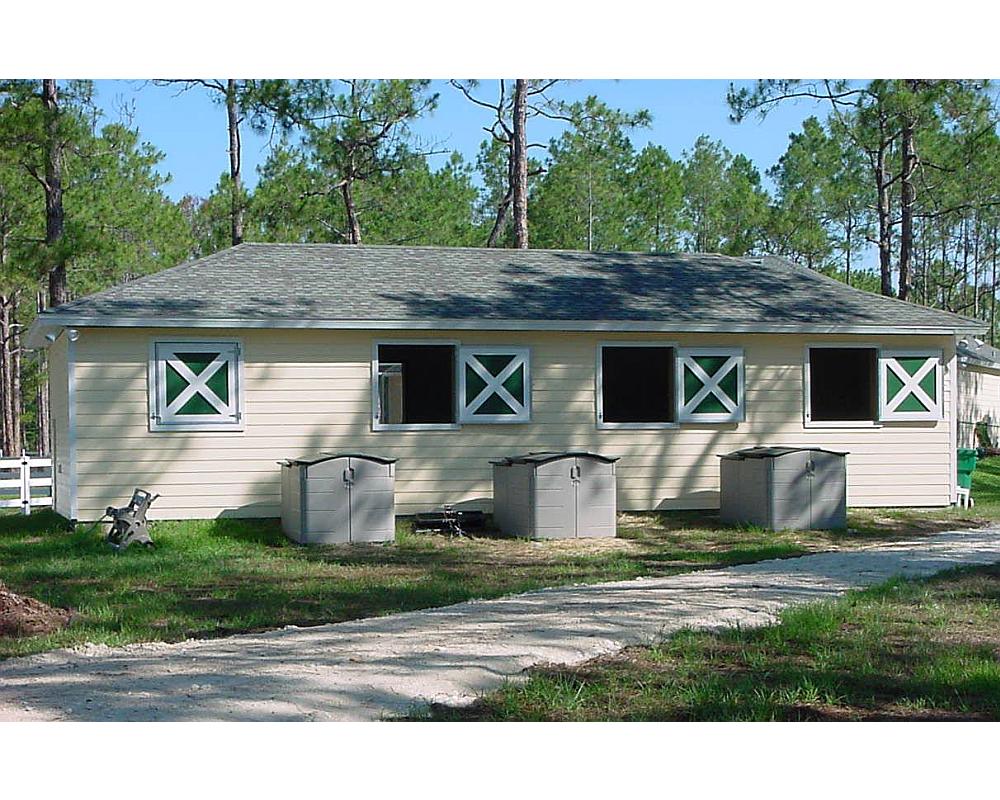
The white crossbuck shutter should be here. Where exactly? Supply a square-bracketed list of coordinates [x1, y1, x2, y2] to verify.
[149, 341, 244, 431]
[676, 347, 745, 423]
[458, 346, 530, 423]
[879, 351, 942, 422]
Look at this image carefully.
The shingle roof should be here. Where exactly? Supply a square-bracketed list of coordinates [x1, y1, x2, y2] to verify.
[958, 335, 1000, 366]
[33, 243, 985, 336]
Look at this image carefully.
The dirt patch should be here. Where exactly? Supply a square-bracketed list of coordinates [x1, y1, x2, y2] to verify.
[0, 586, 72, 638]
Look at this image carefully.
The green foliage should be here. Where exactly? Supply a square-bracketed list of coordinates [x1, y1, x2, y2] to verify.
[530, 97, 648, 251]
[622, 144, 684, 252]
[681, 136, 770, 255]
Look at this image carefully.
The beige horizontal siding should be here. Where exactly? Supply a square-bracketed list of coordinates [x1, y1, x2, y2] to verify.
[56, 327, 958, 520]
[958, 363, 1000, 447]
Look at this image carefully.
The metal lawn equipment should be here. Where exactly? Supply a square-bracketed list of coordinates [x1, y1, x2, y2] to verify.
[106, 488, 159, 550]
[414, 504, 486, 538]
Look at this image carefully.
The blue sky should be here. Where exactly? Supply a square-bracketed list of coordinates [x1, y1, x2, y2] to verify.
[92, 80, 832, 202]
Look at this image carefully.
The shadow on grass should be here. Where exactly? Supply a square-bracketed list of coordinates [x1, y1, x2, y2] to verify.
[423, 565, 1000, 722]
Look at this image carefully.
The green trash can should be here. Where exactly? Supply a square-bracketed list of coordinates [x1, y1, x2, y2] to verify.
[957, 448, 978, 490]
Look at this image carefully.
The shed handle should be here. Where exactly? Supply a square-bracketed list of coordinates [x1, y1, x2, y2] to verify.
[343, 467, 356, 486]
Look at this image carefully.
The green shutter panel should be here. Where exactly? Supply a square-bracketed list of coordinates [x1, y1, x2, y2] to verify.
[879, 351, 942, 421]
[459, 347, 530, 423]
[676, 348, 745, 423]
[151, 342, 243, 431]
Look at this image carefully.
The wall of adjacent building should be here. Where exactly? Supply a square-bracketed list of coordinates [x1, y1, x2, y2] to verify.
[56, 327, 957, 520]
[48, 332, 72, 519]
[958, 361, 1000, 448]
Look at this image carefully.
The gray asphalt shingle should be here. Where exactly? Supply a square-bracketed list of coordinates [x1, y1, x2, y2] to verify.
[39, 243, 984, 332]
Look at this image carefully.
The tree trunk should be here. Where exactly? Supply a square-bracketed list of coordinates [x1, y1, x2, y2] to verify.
[875, 143, 894, 297]
[898, 115, 917, 302]
[991, 225, 998, 345]
[587, 168, 594, 251]
[844, 217, 853, 287]
[35, 292, 48, 456]
[226, 79, 244, 246]
[486, 146, 514, 248]
[342, 180, 362, 244]
[511, 79, 529, 249]
[0, 295, 14, 455]
[42, 79, 67, 309]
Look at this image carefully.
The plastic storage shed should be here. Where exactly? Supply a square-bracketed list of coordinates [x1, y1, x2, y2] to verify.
[491, 452, 618, 539]
[280, 453, 397, 544]
[719, 446, 848, 531]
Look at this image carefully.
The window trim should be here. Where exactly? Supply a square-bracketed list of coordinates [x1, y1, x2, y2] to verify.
[676, 346, 746, 424]
[148, 338, 245, 432]
[458, 345, 532, 424]
[802, 343, 882, 429]
[371, 339, 461, 432]
[596, 341, 679, 430]
[878, 349, 944, 422]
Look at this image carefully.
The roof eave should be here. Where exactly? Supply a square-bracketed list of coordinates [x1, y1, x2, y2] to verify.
[25, 313, 987, 349]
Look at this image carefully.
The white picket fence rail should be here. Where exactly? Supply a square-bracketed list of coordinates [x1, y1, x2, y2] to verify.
[0, 452, 53, 515]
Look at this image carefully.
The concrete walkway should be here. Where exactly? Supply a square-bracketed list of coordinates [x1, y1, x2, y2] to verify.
[2, 529, 999, 721]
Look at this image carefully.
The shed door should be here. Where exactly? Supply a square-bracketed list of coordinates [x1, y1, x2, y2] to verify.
[303, 457, 351, 540]
[533, 459, 576, 539]
[770, 452, 812, 531]
[808, 453, 846, 529]
[575, 457, 616, 538]
[348, 458, 395, 543]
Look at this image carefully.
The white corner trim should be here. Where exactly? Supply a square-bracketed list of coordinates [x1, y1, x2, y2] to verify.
[66, 331, 77, 522]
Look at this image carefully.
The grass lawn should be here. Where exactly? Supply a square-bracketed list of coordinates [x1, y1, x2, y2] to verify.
[421, 564, 1000, 721]
[1, 458, 998, 660]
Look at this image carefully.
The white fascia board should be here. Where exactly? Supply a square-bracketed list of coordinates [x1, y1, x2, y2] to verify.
[25, 313, 986, 349]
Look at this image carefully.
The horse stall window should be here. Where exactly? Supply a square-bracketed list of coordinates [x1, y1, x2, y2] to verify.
[808, 347, 878, 422]
[599, 345, 675, 426]
[376, 344, 456, 426]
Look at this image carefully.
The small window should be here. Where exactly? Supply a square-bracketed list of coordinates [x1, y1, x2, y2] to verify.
[677, 348, 745, 423]
[149, 341, 243, 431]
[375, 344, 456, 427]
[807, 347, 877, 423]
[879, 351, 942, 422]
[459, 347, 530, 423]
[599, 345, 675, 426]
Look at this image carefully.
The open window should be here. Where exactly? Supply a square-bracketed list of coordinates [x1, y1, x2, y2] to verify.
[149, 340, 243, 432]
[806, 347, 878, 424]
[374, 343, 456, 428]
[598, 345, 675, 427]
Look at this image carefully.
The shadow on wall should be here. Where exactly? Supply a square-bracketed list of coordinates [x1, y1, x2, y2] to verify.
[77, 267, 845, 523]
[76, 331, 801, 522]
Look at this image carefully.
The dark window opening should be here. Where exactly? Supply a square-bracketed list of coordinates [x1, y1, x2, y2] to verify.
[601, 346, 675, 424]
[377, 344, 455, 425]
[809, 347, 877, 422]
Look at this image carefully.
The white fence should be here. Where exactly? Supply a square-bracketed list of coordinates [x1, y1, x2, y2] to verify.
[0, 452, 53, 515]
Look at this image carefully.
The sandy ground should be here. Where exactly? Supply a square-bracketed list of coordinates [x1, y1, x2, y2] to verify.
[1, 528, 998, 721]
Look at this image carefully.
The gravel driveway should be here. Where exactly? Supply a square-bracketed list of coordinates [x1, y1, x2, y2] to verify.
[2, 528, 998, 721]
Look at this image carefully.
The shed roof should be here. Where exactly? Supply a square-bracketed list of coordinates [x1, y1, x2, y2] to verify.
[27, 243, 985, 346]
[958, 335, 1000, 368]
